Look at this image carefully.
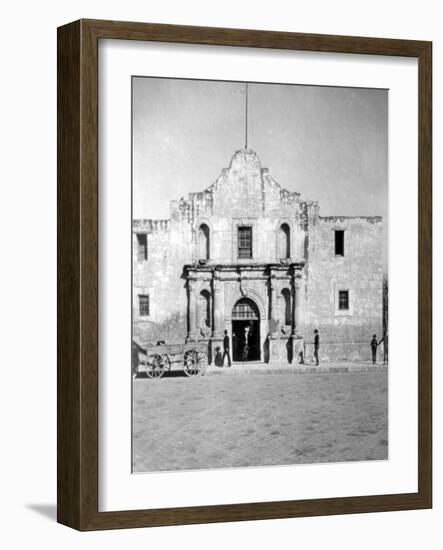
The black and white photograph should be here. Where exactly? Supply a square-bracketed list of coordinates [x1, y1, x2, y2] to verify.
[131, 77, 388, 473]
[0, 0, 437, 540]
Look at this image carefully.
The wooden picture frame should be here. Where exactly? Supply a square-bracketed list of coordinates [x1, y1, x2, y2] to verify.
[57, 19, 432, 530]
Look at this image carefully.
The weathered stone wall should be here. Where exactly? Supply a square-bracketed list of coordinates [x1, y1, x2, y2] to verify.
[133, 148, 385, 363]
[169, 149, 306, 264]
[133, 150, 308, 346]
[303, 215, 384, 362]
[132, 218, 190, 345]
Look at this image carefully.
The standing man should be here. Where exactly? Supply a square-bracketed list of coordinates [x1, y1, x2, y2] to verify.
[222, 329, 232, 367]
[314, 329, 320, 366]
[370, 334, 378, 364]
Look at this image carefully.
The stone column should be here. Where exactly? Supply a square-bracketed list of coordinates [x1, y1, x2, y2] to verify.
[269, 273, 278, 333]
[212, 273, 224, 338]
[195, 280, 201, 331]
[187, 278, 197, 341]
[294, 279, 303, 336]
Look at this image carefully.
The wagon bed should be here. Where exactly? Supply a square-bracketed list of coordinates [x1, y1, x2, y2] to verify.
[133, 340, 208, 379]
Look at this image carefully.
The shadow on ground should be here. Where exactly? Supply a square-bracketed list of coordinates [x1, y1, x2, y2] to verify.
[26, 504, 57, 522]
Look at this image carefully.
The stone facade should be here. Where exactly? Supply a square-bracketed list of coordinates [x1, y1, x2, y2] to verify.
[133, 149, 384, 363]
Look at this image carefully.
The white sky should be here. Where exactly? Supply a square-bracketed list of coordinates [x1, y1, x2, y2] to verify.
[133, 78, 388, 222]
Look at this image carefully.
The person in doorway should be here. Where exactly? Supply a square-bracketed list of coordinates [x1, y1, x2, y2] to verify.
[242, 326, 250, 361]
[222, 329, 232, 367]
[314, 329, 320, 366]
[371, 334, 379, 364]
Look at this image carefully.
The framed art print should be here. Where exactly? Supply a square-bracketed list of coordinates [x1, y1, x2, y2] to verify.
[57, 19, 432, 530]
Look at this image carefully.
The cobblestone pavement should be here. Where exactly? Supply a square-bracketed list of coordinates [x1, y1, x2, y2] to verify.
[132, 370, 388, 473]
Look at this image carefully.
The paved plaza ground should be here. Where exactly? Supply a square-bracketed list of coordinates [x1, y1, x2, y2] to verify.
[132, 367, 388, 473]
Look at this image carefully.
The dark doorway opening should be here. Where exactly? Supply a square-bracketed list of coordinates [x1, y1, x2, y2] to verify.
[231, 298, 261, 362]
[232, 320, 260, 361]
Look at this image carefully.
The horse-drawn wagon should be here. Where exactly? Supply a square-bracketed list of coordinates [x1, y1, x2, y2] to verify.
[133, 340, 208, 379]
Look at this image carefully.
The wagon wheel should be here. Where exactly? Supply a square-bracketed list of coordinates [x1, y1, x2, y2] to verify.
[145, 354, 168, 379]
[183, 350, 207, 377]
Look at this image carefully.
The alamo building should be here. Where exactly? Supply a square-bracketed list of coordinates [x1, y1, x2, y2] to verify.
[133, 148, 384, 364]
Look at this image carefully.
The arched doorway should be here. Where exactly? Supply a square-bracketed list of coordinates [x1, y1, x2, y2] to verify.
[231, 298, 261, 362]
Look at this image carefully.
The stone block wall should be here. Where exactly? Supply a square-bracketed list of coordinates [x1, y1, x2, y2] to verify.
[132, 148, 385, 363]
[132, 218, 190, 345]
[133, 149, 309, 347]
[303, 215, 384, 362]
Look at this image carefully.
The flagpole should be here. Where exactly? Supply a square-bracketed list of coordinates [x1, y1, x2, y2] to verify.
[245, 83, 248, 149]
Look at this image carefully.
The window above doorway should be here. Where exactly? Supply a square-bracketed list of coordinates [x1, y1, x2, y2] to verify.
[232, 298, 259, 320]
[238, 226, 253, 259]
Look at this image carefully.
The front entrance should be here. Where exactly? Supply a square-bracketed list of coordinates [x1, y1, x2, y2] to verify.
[231, 298, 261, 362]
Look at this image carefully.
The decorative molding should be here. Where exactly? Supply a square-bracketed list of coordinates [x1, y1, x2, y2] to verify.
[227, 285, 267, 320]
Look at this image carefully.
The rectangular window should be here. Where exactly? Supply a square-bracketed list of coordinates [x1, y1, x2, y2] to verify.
[338, 290, 349, 310]
[238, 226, 253, 259]
[139, 294, 150, 316]
[335, 230, 344, 256]
[136, 233, 148, 261]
